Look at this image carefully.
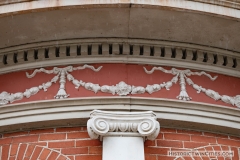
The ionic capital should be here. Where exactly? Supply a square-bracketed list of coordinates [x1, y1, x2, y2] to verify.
[87, 110, 160, 140]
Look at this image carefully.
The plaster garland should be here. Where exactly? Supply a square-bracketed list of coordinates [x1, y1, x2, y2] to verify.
[186, 77, 240, 108]
[143, 67, 218, 101]
[101, 81, 132, 96]
[0, 65, 102, 105]
[0, 65, 240, 108]
[87, 110, 160, 140]
[143, 66, 240, 108]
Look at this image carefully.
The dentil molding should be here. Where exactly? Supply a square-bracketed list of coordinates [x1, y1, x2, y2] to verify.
[87, 110, 160, 140]
[0, 65, 240, 108]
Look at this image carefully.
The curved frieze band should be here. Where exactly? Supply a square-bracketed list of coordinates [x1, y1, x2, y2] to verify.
[0, 64, 240, 108]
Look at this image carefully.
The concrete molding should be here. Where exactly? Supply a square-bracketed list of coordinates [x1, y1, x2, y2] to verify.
[1, 0, 240, 19]
[0, 38, 239, 77]
[1, 38, 239, 56]
[1, 56, 239, 77]
[0, 97, 239, 136]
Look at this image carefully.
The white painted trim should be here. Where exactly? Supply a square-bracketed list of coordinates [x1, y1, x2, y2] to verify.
[0, 97, 239, 135]
[87, 110, 160, 140]
[103, 137, 145, 160]
[0, 0, 240, 19]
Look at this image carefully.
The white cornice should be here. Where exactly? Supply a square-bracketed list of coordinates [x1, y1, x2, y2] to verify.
[1, 38, 239, 57]
[0, 38, 239, 77]
[1, 0, 240, 19]
[1, 56, 239, 77]
[0, 97, 239, 136]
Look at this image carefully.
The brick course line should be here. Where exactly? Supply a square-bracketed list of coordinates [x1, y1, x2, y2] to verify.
[38, 145, 71, 160]
[1, 145, 10, 160]
[17, 143, 28, 160]
[22, 144, 29, 159]
[10, 143, 15, 160]
[29, 145, 37, 160]
[39, 133, 67, 141]
[191, 135, 217, 143]
[56, 153, 61, 160]
[32, 146, 43, 160]
[46, 150, 53, 160]
[39, 148, 51, 159]
[164, 133, 190, 141]
[37, 146, 44, 159]
[17, 144, 72, 160]
[217, 138, 240, 147]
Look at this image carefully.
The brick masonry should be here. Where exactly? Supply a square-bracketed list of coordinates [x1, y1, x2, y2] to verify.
[0, 127, 239, 160]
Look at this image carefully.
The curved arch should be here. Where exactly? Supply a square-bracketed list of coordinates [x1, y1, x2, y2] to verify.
[5, 143, 71, 160]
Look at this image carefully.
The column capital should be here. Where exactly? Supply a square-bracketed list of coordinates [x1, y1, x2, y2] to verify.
[87, 110, 160, 141]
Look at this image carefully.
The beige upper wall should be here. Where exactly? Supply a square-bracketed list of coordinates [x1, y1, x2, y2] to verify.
[0, 0, 240, 53]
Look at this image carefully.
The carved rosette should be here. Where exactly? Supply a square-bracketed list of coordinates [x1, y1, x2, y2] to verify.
[115, 81, 132, 96]
[87, 110, 160, 141]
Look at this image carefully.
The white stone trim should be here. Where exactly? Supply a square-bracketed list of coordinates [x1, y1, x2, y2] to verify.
[0, 97, 239, 136]
[2, 0, 238, 10]
[102, 137, 145, 160]
[1, 0, 240, 19]
[87, 109, 160, 160]
[87, 110, 160, 140]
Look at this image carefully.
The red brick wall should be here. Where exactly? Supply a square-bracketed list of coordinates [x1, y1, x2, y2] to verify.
[0, 127, 101, 160]
[145, 128, 240, 160]
[0, 127, 239, 160]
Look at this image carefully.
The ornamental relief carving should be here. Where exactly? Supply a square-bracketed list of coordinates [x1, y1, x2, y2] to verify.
[87, 110, 160, 140]
[0, 64, 240, 108]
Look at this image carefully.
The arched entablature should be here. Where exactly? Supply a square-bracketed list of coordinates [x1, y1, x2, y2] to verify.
[0, 0, 239, 144]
